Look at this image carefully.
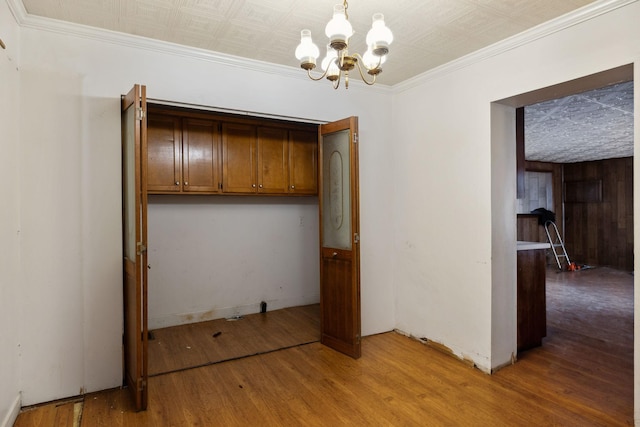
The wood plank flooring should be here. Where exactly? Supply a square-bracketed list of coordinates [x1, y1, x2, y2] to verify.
[149, 304, 320, 375]
[15, 267, 633, 426]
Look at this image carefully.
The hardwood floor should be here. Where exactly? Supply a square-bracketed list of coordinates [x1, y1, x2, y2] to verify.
[149, 304, 320, 375]
[15, 267, 633, 426]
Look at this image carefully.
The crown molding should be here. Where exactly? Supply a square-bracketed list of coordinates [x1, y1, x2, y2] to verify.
[393, 0, 638, 93]
[8, 0, 627, 94]
[5, 0, 392, 94]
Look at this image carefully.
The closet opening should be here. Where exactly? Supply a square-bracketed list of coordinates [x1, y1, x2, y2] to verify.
[146, 195, 321, 376]
[122, 88, 362, 410]
[145, 102, 322, 376]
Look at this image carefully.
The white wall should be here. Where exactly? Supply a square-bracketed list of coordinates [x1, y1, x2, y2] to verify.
[392, 0, 640, 380]
[147, 196, 320, 329]
[10, 0, 639, 418]
[13, 7, 395, 405]
[0, 2, 22, 425]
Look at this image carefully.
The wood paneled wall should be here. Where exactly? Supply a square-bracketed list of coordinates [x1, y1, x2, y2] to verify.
[563, 157, 633, 271]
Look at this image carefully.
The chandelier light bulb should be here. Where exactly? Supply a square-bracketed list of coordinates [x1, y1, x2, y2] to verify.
[362, 47, 386, 71]
[366, 13, 393, 56]
[325, 4, 353, 51]
[321, 45, 338, 71]
[295, 29, 320, 70]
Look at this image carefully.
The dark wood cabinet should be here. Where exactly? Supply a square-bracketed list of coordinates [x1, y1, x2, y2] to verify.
[148, 107, 318, 196]
[517, 248, 547, 351]
[147, 115, 221, 194]
[256, 127, 288, 194]
[182, 119, 221, 193]
[222, 122, 257, 193]
[289, 130, 318, 194]
[147, 115, 182, 193]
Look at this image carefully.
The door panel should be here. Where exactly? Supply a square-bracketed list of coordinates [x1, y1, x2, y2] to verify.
[319, 117, 361, 359]
[289, 130, 318, 194]
[257, 127, 288, 193]
[183, 118, 221, 192]
[147, 115, 181, 193]
[121, 84, 148, 411]
[222, 123, 257, 193]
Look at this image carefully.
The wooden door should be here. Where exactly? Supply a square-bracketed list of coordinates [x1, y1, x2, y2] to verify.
[257, 127, 288, 193]
[121, 84, 149, 411]
[319, 117, 361, 358]
[222, 123, 257, 193]
[289, 130, 318, 194]
[147, 115, 182, 193]
[183, 118, 221, 193]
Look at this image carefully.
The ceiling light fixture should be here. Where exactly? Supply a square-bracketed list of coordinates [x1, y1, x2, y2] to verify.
[295, 0, 393, 89]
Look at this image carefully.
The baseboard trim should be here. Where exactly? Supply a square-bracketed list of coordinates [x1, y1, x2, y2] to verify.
[149, 295, 320, 330]
[1, 393, 21, 427]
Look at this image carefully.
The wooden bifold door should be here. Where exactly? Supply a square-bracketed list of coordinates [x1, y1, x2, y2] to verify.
[121, 83, 361, 411]
[121, 84, 149, 411]
[319, 117, 361, 359]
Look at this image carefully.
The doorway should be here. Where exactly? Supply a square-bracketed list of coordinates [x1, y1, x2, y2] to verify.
[490, 63, 635, 369]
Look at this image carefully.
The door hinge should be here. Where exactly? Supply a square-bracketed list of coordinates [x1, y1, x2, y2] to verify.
[353, 132, 358, 144]
[356, 334, 361, 343]
[136, 107, 145, 121]
[137, 378, 147, 392]
[137, 242, 147, 255]
[354, 233, 360, 244]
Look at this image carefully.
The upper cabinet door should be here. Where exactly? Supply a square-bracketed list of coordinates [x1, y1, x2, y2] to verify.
[183, 118, 221, 193]
[257, 127, 288, 194]
[222, 122, 257, 193]
[147, 115, 182, 193]
[319, 116, 361, 359]
[289, 129, 318, 195]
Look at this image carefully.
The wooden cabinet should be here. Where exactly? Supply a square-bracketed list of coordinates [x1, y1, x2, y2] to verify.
[289, 130, 318, 194]
[147, 115, 182, 193]
[147, 115, 221, 194]
[222, 125, 290, 194]
[517, 248, 547, 351]
[148, 107, 317, 196]
[223, 125, 317, 195]
[222, 123, 256, 193]
[257, 127, 289, 193]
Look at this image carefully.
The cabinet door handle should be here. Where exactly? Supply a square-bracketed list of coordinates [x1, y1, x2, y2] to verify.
[259, 184, 263, 188]
[184, 181, 188, 186]
[252, 184, 256, 188]
[332, 252, 338, 258]
[291, 185, 295, 189]
[175, 181, 180, 186]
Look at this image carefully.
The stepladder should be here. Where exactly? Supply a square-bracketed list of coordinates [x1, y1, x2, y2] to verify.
[544, 220, 571, 270]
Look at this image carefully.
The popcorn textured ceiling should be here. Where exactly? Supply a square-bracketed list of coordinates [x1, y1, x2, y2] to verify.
[21, 0, 596, 85]
[525, 81, 634, 163]
[19, 0, 633, 163]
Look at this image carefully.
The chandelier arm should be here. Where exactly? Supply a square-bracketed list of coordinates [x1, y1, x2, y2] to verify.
[353, 60, 377, 86]
[352, 52, 382, 72]
[306, 67, 331, 81]
[332, 71, 341, 90]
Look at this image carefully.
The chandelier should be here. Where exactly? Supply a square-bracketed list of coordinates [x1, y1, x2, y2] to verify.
[294, 0, 393, 89]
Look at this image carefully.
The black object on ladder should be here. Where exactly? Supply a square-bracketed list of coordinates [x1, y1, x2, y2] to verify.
[544, 220, 571, 270]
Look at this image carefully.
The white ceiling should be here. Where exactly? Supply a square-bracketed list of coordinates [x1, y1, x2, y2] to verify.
[17, 0, 634, 163]
[20, 0, 597, 86]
